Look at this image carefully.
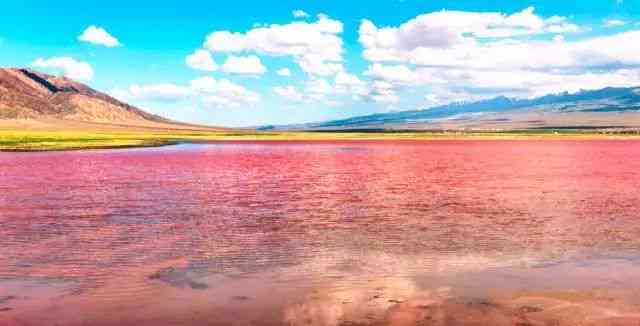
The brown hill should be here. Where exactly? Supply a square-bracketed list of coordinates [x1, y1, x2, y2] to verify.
[0, 67, 217, 130]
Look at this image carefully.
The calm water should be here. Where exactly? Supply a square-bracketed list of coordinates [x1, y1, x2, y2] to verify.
[1, 140, 640, 326]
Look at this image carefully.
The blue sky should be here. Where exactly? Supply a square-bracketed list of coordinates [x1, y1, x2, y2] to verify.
[1, 0, 639, 126]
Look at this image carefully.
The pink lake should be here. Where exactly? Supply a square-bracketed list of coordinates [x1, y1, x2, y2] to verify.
[1, 140, 640, 325]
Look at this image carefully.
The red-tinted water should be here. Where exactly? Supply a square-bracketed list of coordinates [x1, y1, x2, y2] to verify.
[1, 140, 640, 325]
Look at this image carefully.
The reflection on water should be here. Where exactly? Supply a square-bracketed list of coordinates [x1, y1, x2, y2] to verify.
[1, 140, 639, 325]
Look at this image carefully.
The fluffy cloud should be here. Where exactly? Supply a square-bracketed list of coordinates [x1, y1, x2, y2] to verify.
[305, 78, 334, 99]
[360, 7, 577, 59]
[194, 77, 261, 107]
[273, 78, 336, 104]
[364, 80, 400, 104]
[364, 31, 640, 76]
[365, 64, 419, 84]
[358, 7, 640, 103]
[127, 84, 193, 101]
[31, 57, 94, 81]
[366, 64, 640, 102]
[297, 54, 343, 76]
[274, 72, 371, 106]
[115, 76, 260, 108]
[604, 19, 626, 27]
[202, 15, 344, 76]
[221, 55, 267, 74]
[460, 68, 640, 97]
[292, 10, 310, 18]
[334, 72, 368, 97]
[185, 49, 218, 71]
[277, 68, 292, 76]
[359, 7, 580, 63]
[335, 72, 364, 87]
[273, 85, 304, 101]
[78, 26, 121, 47]
[190, 76, 260, 107]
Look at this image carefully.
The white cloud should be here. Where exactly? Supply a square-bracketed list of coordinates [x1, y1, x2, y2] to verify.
[116, 77, 260, 108]
[604, 19, 626, 27]
[359, 7, 580, 64]
[202, 15, 344, 76]
[293, 10, 310, 18]
[334, 72, 368, 97]
[185, 49, 218, 71]
[305, 78, 334, 98]
[273, 85, 304, 101]
[274, 76, 357, 106]
[127, 84, 193, 101]
[221, 55, 267, 75]
[360, 7, 578, 61]
[414, 31, 640, 72]
[365, 63, 419, 84]
[188, 76, 218, 93]
[31, 57, 94, 81]
[358, 8, 640, 103]
[366, 80, 400, 104]
[335, 72, 363, 86]
[277, 68, 292, 76]
[273, 71, 386, 105]
[297, 54, 344, 76]
[198, 78, 261, 107]
[78, 26, 121, 47]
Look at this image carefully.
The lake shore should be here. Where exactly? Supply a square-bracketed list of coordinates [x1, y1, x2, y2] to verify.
[2, 128, 640, 152]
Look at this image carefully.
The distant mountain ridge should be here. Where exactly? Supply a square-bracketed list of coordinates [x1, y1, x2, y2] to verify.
[283, 87, 640, 130]
[0, 68, 171, 125]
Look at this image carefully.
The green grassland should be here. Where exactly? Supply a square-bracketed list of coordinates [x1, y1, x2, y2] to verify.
[1, 129, 639, 151]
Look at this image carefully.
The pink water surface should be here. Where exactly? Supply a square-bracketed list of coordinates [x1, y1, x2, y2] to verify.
[1, 140, 640, 325]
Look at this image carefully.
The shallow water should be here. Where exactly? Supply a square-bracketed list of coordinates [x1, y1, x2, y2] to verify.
[1, 140, 640, 325]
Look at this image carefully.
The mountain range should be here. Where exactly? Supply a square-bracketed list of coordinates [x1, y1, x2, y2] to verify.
[270, 87, 640, 131]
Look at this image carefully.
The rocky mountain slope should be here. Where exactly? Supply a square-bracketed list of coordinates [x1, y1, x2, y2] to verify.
[0, 68, 177, 126]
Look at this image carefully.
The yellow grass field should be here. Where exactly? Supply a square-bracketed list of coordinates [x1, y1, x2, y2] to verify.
[2, 127, 640, 151]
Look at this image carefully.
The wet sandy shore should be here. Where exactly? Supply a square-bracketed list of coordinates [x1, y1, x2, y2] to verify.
[2, 256, 640, 325]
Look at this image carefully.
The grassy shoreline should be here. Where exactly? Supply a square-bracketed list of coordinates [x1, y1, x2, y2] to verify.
[1, 129, 640, 152]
